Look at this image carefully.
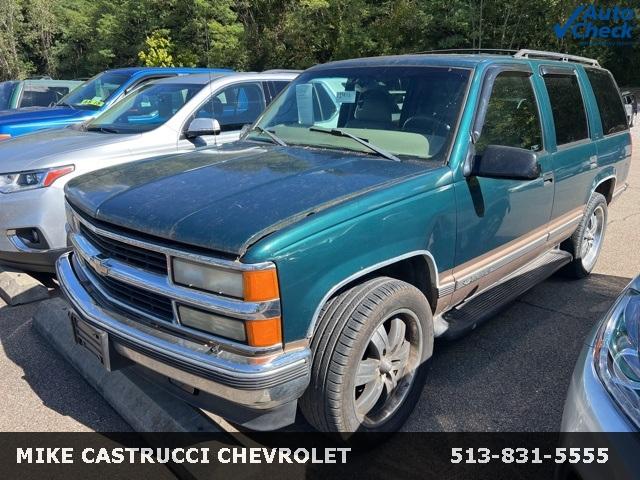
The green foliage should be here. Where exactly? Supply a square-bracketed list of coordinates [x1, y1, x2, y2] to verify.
[138, 30, 175, 67]
[0, 0, 638, 86]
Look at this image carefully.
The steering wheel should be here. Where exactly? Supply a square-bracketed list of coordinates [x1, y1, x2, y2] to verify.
[403, 116, 451, 137]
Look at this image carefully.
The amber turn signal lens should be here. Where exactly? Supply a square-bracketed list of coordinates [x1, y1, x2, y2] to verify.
[245, 317, 282, 347]
[243, 269, 279, 302]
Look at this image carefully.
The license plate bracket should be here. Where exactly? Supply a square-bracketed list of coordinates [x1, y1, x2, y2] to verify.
[70, 313, 125, 371]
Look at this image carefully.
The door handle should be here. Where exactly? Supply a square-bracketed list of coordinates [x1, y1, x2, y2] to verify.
[543, 172, 554, 185]
[589, 155, 598, 169]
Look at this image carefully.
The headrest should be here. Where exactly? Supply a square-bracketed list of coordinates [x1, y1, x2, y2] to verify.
[354, 89, 394, 123]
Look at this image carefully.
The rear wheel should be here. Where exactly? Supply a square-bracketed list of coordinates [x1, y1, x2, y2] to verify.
[300, 277, 433, 433]
[561, 192, 607, 279]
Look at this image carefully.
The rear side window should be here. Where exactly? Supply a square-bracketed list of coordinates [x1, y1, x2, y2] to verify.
[270, 81, 289, 99]
[586, 68, 628, 135]
[20, 86, 70, 107]
[543, 73, 589, 146]
[477, 72, 543, 153]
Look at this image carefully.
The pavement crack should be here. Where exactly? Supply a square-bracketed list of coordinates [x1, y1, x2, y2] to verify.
[515, 299, 588, 320]
[608, 211, 640, 226]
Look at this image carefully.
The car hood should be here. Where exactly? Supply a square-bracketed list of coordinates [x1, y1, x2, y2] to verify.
[0, 106, 88, 125]
[0, 128, 135, 172]
[66, 143, 437, 255]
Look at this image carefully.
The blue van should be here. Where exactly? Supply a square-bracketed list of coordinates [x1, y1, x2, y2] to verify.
[0, 67, 231, 141]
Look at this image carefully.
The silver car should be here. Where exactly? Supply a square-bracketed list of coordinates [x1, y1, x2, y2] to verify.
[0, 71, 296, 272]
[560, 275, 640, 478]
[562, 275, 640, 433]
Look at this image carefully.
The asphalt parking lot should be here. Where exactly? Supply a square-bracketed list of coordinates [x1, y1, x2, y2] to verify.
[0, 125, 638, 433]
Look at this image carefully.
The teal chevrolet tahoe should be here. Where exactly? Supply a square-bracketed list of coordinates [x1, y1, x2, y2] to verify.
[56, 49, 632, 433]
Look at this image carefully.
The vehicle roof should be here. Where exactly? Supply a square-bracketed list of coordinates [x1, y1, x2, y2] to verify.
[309, 53, 605, 71]
[21, 79, 83, 85]
[105, 67, 232, 76]
[148, 71, 299, 86]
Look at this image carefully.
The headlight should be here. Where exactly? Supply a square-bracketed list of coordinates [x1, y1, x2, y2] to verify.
[0, 165, 74, 194]
[596, 286, 640, 427]
[172, 258, 282, 347]
[178, 305, 247, 342]
[172, 257, 279, 302]
[65, 202, 80, 233]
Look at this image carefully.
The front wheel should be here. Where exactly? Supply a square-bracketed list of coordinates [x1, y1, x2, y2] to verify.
[561, 192, 608, 279]
[300, 277, 433, 433]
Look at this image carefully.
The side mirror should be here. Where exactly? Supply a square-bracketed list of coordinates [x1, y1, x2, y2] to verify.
[186, 118, 221, 139]
[468, 145, 540, 181]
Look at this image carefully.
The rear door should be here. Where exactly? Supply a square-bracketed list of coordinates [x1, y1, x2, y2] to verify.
[540, 65, 598, 243]
[584, 68, 632, 193]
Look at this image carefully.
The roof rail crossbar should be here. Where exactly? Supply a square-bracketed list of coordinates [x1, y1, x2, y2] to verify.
[262, 69, 303, 73]
[514, 49, 600, 67]
[416, 48, 517, 55]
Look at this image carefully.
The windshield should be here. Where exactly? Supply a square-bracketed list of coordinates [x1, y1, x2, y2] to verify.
[0, 81, 18, 110]
[248, 65, 471, 161]
[86, 82, 203, 134]
[58, 71, 132, 110]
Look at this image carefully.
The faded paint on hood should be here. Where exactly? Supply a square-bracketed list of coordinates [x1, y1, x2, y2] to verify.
[66, 142, 440, 255]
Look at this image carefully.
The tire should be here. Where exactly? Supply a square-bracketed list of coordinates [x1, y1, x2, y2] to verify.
[299, 277, 433, 433]
[560, 192, 608, 279]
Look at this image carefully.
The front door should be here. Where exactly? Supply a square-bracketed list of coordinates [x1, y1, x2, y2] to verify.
[451, 66, 554, 304]
[178, 81, 267, 150]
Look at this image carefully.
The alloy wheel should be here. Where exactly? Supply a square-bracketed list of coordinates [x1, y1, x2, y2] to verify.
[581, 204, 605, 271]
[353, 309, 422, 428]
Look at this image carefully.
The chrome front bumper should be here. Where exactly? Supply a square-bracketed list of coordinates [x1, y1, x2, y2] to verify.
[56, 251, 311, 429]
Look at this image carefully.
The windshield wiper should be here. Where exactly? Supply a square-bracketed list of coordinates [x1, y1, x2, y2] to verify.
[308, 127, 400, 162]
[250, 126, 287, 146]
[86, 126, 119, 134]
[57, 101, 76, 109]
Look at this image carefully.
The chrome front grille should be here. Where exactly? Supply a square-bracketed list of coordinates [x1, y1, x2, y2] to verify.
[66, 203, 283, 354]
[85, 261, 175, 322]
[79, 223, 168, 275]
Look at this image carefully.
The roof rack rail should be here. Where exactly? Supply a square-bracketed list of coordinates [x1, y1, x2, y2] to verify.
[417, 48, 517, 55]
[514, 49, 600, 67]
[262, 69, 303, 74]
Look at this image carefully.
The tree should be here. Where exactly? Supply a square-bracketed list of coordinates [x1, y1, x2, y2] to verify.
[138, 30, 175, 67]
[23, 0, 59, 76]
[0, 0, 31, 80]
[0, 0, 637, 87]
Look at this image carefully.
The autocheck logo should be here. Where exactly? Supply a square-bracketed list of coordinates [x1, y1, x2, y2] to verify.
[554, 4, 636, 44]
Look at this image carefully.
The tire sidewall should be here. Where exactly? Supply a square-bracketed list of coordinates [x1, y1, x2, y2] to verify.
[574, 194, 608, 276]
[339, 286, 433, 432]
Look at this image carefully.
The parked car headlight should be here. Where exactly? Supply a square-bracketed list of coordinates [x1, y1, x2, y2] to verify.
[596, 286, 640, 427]
[0, 165, 74, 194]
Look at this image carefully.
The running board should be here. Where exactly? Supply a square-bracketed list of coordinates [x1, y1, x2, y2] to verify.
[440, 249, 572, 340]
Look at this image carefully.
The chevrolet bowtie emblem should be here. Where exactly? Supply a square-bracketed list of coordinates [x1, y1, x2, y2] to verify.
[89, 255, 110, 276]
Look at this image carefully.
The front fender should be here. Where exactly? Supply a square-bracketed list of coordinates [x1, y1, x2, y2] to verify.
[244, 172, 457, 342]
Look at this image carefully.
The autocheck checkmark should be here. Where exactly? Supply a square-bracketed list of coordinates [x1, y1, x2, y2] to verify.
[554, 6, 585, 38]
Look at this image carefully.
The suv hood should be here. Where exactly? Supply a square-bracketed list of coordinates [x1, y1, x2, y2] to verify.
[66, 143, 437, 256]
[0, 106, 89, 128]
[0, 128, 135, 172]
